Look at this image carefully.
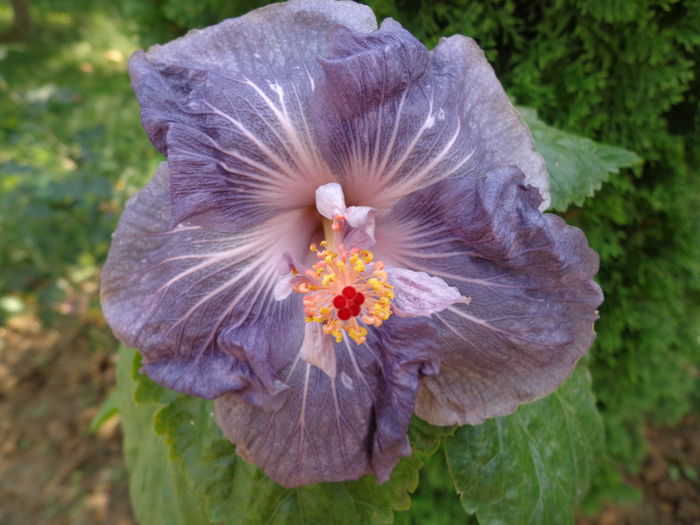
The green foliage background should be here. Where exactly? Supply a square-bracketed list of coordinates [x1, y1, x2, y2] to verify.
[2, 0, 699, 521]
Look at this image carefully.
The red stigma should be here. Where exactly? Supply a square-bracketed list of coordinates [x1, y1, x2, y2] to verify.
[334, 287, 364, 320]
[332, 295, 347, 309]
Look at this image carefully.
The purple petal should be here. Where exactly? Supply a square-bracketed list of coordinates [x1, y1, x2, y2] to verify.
[342, 205, 377, 249]
[386, 266, 467, 317]
[299, 322, 337, 379]
[100, 163, 314, 399]
[314, 182, 377, 249]
[312, 19, 548, 211]
[214, 316, 440, 487]
[129, 0, 377, 230]
[376, 167, 602, 425]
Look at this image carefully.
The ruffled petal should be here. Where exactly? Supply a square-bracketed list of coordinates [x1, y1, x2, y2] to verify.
[214, 316, 440, 487]
[312, 19, 549, 211]
[343, 205, 377, 249]
[129, 0, 378, 230]
[315, 182, 377, 249]
[376, 167, 602, 425]
[386, 266, 467, 317]
[315, 182, 347, 219]
[100, 163, 315, 399]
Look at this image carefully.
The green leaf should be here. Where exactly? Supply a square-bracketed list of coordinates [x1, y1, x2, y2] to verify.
[116, 346, 434, 524]
[518, 106, 642, 211]
[407, 416, 456, 459]
[115, 347, 210, 525]
[88, 387, 118, 434]
[444, 365, 604, 525]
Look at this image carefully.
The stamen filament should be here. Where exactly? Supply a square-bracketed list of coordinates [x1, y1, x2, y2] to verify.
[293, 219, 394, 344]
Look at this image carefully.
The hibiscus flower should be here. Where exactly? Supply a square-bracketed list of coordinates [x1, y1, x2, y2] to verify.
[101, 0, 603, 488]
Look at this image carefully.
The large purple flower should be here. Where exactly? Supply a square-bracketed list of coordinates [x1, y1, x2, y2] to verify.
[101, 0, 602, 488]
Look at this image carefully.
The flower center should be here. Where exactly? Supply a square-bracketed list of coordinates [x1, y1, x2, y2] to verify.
[293, 240, 394, 345]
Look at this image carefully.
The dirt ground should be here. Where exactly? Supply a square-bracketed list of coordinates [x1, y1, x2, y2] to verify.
[0, 312, 132, 524]
[0, 311, 698, 524]
[580, 417, 700, 525]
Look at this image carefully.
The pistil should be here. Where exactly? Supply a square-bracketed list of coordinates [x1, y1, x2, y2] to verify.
[293, 219, 394, 344]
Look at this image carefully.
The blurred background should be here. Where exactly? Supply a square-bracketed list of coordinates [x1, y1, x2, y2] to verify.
[0, 0, 698, 523]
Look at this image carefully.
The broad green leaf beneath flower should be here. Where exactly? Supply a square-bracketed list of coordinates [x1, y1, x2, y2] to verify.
[116, 347, 439, 525]
[518, 106, 642, 211]
[115, 348, 210, 524]
[444, 364, 604, 525]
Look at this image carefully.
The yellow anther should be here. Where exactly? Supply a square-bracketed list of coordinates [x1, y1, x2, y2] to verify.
[292, 239, 394, 346]
[368, 278, 381, 291]
[349, 254, 365, 272]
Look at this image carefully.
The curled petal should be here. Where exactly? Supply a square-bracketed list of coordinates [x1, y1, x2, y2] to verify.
[342, 205, 377, 249]
[377, 167, 602, 425]
[315, 182, 377, 249]
[315, 182, 346, 219]
[101, 163, 314, 399]
[129, 0, 378, 230]
[215, 316, 440, 487]
[386, 266, 467, 317]
[313, 19, 548, 211]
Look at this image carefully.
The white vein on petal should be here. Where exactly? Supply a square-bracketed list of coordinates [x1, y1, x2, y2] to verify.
[298, 363, 311, 461]
[342, 334, 376, 399]
[129, 209, 311, 361]
[343, 86, 477, 207]
[201, 101, 301, 183]
[330, 377, 350, 467]
[371, 90, 406, 185]
[445, 305, 550, 346]
[240, 77, 329, 183]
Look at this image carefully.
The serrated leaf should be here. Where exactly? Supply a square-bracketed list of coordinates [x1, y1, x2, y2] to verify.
[444, 365, 604, 525]
[115, 347, 210, 525]
[518, 106, 642, 211]
[116, 347, 437, 524]
[408, 416, 456, 458]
